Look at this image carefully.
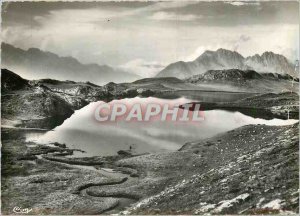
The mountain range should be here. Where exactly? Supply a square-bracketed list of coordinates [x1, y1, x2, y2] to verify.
[2, 43, 297, 84]
[1, 43, 141, 85]
[156, 48, 297, 78]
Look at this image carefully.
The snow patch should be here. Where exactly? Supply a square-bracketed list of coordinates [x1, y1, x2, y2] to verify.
[262, 199, 283, 210]
[195, 203, 216, 214]
[212, 193, 250, 213]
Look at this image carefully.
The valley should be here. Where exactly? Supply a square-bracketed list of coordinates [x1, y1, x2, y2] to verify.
[1, 68, 299, 214]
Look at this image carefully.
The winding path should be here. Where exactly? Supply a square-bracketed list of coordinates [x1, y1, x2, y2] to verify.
[39, 153, 139, 214]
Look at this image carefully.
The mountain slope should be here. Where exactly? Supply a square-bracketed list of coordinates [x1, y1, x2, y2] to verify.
[121, 123, 298, 214]
[185, 69, 298, 93]
[1, 43, 140, 85]
[157, 49, 296, 78]
[186, 69, 297, 83]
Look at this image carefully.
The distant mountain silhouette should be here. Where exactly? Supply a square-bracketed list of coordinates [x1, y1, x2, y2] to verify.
[1, 43, 141, 85]
[157, 48, 296, 78]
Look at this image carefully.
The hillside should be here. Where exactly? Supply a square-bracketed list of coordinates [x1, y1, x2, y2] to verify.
[120, 123, 298, 214]
[185, 69, 298, 93]
[1, 69, 106, 129]
[1, 69, 30, 92]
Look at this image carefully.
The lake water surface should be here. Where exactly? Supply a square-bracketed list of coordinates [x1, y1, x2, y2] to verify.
[26, 97, 298, 157]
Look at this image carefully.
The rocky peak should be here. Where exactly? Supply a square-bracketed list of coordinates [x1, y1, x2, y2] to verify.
[196, 49, 244, 62]
[157, 48, 296, 78]
[245, 51, 295, 76]
[216, 48, 244, 57]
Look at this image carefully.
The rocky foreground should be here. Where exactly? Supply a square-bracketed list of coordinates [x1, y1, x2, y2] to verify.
[123, 123, 299, 214]
[2, 122, 299, 215]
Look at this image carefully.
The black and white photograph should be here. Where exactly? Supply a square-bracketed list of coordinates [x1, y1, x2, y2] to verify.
[1, 0, 299, 215]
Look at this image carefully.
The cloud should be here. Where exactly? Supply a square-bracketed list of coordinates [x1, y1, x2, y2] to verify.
[239, 34, 251, 42]
[180, 25, 298, 62]
[119, 59, 165, 77]
[34, 9, 120, 25]
[149, 12, 202, 21]
[14, 1, 197, 29]
[224, 1, 260, 6]
[2, 1, 298, 71]
[232, 34, 251, 51]
[143, 1, 198, 13]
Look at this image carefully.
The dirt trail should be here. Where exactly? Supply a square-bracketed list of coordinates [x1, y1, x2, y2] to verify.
[39, 153, 138, 213]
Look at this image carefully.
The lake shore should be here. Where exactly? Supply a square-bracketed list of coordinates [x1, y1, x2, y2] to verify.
[183, 92, 299, 120]
[1, 121, 298, 215]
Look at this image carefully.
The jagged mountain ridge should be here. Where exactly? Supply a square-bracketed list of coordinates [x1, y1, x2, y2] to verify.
[1, 43, 141, 85]
[157, 48, 296, 78]
[245, 51, 296, 76]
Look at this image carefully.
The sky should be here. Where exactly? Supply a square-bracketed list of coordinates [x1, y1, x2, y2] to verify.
[2, 1, 299, 77]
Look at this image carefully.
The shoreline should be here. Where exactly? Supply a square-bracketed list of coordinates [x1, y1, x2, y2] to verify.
[1, 121, 299, 214]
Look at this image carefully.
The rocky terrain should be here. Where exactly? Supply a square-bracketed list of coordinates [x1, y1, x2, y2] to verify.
[121, 123, 299, 215]
[1, 69, 157, 129]
[2, 69, 89, 129]
[157, 48, 297, 78]
[2, 123, 298, 214]
[186, 69, 297, 83]
[1, 128, 135, 215]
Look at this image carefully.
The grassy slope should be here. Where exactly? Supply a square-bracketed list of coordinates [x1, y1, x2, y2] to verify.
[119, 123, 299, 214]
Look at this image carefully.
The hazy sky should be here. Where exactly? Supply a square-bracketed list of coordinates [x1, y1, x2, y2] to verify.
[2, 1, 299, 76]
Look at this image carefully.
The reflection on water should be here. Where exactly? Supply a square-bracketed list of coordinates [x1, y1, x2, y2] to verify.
[19, 115, 71, 130]
[26, 97, 298, 157]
